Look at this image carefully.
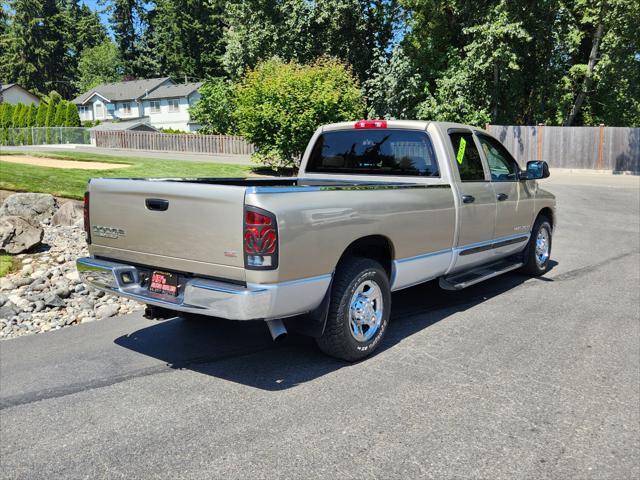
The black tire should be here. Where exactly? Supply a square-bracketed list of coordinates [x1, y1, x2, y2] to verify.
[521, 215, 552, 276]
[316, 257, 391, 362]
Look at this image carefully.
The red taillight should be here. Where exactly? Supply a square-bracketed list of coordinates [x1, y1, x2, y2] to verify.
[83, 191, 91, 244]
[244, 207, 278, 269]
[355, 119, 387, 129]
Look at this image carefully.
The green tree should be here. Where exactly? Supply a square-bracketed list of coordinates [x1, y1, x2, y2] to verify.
[1, 0, 73, 96]
[0, 103, 10, 128]
[65, 102, 81, 127]
[107, 0, 144, 77]
[233, 57, 364, 169]
[149, 0, 226, 79]
[190, 78, 236, 134]
[27, 103, 38, 126]
[35, 102, 47, 126]
[11, 103, 24, 127]
[76, 41, 124, 92]
[54, 101, 67, 126]
[45, 101, 57, 127]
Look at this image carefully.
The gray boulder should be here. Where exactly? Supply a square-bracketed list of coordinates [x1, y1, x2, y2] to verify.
[0, 216, 44, 254]
[0, 193, 58, 223]
[51, 201, 84, 226]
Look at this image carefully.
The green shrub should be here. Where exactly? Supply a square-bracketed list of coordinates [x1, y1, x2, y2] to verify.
[54, 101, 67, 127]
[234, 57, 364, 169]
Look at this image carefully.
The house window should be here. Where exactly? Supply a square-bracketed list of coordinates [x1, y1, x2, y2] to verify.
[168, 98, 180, 112]
[78, 106, 88, 115]
[95, 103, 104, 119]
[149, 101, 161, 113]
[120, 103, 132, 115]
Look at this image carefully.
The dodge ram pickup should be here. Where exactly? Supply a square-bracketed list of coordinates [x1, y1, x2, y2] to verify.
[77, 120, 556, 361]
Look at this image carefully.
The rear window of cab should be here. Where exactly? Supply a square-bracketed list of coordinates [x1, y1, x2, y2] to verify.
[306, 129, 440, 177]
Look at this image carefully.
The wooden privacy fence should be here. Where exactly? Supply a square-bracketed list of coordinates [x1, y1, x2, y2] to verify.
[92, 130, 255, 156]
[486, 125, 639, 172]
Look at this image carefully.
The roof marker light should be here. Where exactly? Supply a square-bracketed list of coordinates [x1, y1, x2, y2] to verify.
[355, 119, 388, 129]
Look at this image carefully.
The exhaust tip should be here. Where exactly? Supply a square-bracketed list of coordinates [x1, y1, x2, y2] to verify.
[266, 319, 287, 341]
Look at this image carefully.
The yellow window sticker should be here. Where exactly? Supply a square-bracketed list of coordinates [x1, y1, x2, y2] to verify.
[457, 138, 466, 165]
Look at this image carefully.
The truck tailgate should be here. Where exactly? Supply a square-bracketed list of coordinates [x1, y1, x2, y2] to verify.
[88, 178, 246, 281]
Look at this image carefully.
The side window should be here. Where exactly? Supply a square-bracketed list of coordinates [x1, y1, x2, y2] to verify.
[448, 132, 485, 181]
[476, 135, 518, 181]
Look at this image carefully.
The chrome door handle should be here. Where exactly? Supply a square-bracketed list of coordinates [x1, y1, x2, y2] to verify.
[497, 193, 509, 201]
[462, 195, 475, 204]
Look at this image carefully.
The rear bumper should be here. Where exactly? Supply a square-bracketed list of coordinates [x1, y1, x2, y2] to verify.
[76, 257, 331, 321]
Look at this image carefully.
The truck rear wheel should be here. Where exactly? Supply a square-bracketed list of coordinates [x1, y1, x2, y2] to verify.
[316, 257, 391, 361]
[521, 215, 552, 276]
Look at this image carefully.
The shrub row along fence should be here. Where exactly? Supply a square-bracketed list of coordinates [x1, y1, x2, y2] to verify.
[93, 131, 255, 155]
[0, 127, 91, 146]
[487, 125, 639, 172]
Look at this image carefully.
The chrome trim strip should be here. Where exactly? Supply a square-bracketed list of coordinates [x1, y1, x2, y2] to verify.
[456, 233, 530, 256]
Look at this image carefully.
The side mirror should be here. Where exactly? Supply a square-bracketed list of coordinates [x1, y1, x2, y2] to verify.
[521, 160, 550, 180]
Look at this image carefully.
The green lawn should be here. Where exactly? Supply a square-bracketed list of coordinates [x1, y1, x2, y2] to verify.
[0, 151, 253, 200]
[0, 254, 15, 278]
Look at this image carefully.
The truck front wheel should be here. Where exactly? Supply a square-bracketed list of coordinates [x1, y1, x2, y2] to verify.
[316, 257, 391, 361]
[521, 215, 552, 276]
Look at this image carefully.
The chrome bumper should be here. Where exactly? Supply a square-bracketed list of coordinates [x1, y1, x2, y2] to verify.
[76, 257, 331, 321]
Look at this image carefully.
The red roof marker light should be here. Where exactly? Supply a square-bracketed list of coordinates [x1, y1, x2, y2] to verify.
[355, 119, 388, 129]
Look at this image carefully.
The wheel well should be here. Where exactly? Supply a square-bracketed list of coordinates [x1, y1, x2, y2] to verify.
[538, 207, 554, 229]
[337, 235, 394, 277]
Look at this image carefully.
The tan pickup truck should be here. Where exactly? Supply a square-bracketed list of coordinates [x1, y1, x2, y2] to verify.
[77, 120, 556, 361]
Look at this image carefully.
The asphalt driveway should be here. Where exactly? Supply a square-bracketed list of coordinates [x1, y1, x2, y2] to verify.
[1, 173, 638, 479]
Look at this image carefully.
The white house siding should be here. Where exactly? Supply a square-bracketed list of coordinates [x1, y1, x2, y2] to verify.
[142, 92, 200, 132]
[1, 86, 40, 105]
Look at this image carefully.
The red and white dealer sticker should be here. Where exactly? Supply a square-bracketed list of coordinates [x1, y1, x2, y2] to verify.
[149, 271, 179, 296]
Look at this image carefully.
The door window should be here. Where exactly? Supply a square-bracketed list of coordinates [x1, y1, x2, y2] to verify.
[448, 132, 485, 181]
[476, 135, 518, 181]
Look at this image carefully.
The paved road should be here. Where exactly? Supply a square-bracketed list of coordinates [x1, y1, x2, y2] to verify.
[1, 174, 639, 479]
[4, 145, 253, 165]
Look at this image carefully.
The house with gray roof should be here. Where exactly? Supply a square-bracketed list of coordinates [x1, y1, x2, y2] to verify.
[72, 78, 203, 132]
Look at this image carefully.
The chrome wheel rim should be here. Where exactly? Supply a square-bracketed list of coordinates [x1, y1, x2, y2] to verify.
[349, 280, 383, 342]
[535, 227, 550, 268]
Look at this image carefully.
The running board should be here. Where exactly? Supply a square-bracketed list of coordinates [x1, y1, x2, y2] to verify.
[439, 259, 523, 290]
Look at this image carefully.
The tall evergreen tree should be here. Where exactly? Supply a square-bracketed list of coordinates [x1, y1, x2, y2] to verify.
[65, 102, 81, 127]
[54, 101, 67, 126]
[149, 0, 226, 79]
[1, 0, 73, 96]
[35, 102, 47, 126]
[107, 0, 144, 77]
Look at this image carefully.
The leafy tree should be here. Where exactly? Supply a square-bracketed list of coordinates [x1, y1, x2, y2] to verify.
[76, 41, 124, 92]
[233, 57, 364, 169]
[54, 101, 67, 126]
[35, 102, 47, 126]
[190, 78, 236, 134]
[65, 102, 81, 127]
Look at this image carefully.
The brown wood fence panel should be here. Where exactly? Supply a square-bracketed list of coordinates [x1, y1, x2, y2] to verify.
[487, 125, 639, 172]
[92, 130, 255, 156]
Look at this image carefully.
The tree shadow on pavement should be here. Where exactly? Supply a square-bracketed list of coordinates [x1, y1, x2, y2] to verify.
[114, 263, 557, 391]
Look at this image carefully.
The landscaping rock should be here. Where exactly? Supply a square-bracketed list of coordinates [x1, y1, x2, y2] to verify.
[0, 216, 44, 254]
[51, 201, 84, 227]
[0, 221, 143, 339]
[0, 193, 58, 223]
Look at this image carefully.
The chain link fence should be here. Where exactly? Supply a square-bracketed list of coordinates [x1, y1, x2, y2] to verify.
[0, 127, 91, 146]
